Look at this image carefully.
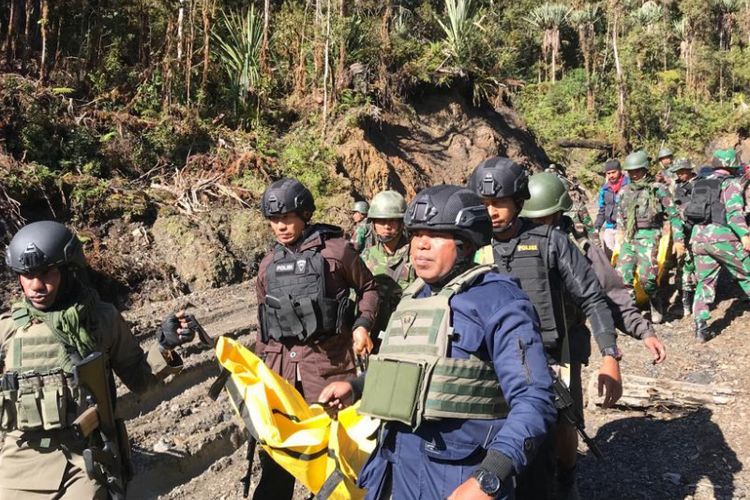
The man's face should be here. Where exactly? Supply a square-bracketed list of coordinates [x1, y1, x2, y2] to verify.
[352, 212, 365, 223]
[410, 230, 459, 283]
[269, 212, 306, 245]
[660, 157, 673, 167]
[676, 169, 694, 183]
[628, 168, 647, 182]
[373, 218, 403, 242]
[605, 169, 622, 183]
[481, 197, 519, 230]
[19, 267, 62, 310]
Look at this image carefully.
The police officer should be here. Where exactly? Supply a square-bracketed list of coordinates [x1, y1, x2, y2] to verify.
[614, 150, 685, 324]
[683, 151, 750, 341]
[0, 221, 188, 498]
[522, 172, 667, 365]
[595, 159, 629, 258]
[254, 178, 379, 499]
[670, 158, 698, 316]
[320, 185, 556, 500]
[350, 200, 372, 252]
[360, 190, 416, 346]
[468, 157, 621, 499]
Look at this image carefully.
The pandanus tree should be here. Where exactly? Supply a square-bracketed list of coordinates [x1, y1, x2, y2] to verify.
[525, 3, 571, 83]
[570, 3, 600, 112]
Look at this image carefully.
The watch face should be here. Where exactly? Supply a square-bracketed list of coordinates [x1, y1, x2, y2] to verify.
[478, 470, 502, 494]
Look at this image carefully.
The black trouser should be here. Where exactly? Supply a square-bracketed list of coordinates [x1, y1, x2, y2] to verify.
[252, 450, 296, 500]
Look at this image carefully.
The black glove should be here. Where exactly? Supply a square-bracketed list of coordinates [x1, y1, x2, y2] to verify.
[158, 313, 196, 349]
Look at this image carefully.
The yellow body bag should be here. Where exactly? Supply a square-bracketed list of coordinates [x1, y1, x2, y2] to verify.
[215, 337, 379, 499]
[611, 230, 672, 306]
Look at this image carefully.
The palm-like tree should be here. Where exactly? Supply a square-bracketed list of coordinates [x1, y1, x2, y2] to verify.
[525, 3, 571, 83]
[630, 1, 663, 31]
[570, 3, 600, 111]
[436, 0, 478, 70]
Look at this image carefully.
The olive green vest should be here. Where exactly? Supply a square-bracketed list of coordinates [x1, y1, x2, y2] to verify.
[359, 265, 508, 427]
[0, 311, 81, 432]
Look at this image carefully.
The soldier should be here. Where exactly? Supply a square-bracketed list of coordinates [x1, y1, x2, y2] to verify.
[0, 221, 188, 498]
[360, 190, 416, 347]
[595, 159, 629, 258]
[656, 147, 676, 189]
[546, 165, 595, 240]
[254, 178, 378, 499]
[319, 185, 556, 500]
[522, 172, 667, 364]
[614, 150, 686, 324]
[349, 200, 372, 252]
[670, 158, 698, 316]
[684, 151, 750, 341]
[469, 157, 622, 499]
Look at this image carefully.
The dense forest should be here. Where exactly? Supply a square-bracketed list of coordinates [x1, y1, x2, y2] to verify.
[1, 0, 750, 227]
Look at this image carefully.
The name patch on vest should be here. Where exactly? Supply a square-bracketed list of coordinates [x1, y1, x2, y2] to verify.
[275, 263, 295, 273]
[517, 244, 539, 252]
[400, 312, 417, 337]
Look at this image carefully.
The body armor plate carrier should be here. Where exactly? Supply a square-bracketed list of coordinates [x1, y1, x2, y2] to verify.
[0, 309, 82, 432]
[359, 265, 508, 428]
[684, 177, 727, 226]
[262, 238, 351, 343]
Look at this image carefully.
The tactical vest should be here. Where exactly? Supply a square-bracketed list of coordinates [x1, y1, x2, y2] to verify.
[0, 311, 82, 433]
[673, 181, 693, 208]
[262, 243, 344, 343]
[358, 266, 508, 427]
[602, 187, 618, 226]
[684, 177, 727, 226]
[626, 186, 663, 229]
[483, 225, 565, 349]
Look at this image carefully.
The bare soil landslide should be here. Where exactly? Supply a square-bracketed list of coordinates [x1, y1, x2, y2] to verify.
[120, 278, 750, 499]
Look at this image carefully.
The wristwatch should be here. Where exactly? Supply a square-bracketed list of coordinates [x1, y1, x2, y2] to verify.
[471, 468, 502, 496]
[601, 346, 623, 361]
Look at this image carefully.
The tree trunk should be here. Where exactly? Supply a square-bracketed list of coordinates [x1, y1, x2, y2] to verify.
[260, 0, 270, 75]
[293, 0, 310, 96]
[322, 0, 331, 137]
[201, 0, 212, 93]
[587, 374, 734, 410]
[39, 0, 49, 81]
[378, 0, 393, 105]
[5, 0, 17, 60]
[335, 0, 348, 93]
[186, 0, 196, 105]
[23, 0, 33, 62]
[611, 10, 629, 150]
[177, 0, 185, 61]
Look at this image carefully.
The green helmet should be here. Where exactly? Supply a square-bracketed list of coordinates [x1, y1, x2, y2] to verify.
[623, 150, 650, 171]
[668, 158, 693, 173]
[657, 147, 673, 160]
[712, 149, 739, 169]
[352, 200, 369, 215]
[368, 190, 407, 219]
[519, 172, 573, 219]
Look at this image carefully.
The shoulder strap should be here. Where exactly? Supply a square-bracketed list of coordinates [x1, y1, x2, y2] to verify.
[438, 264, 495, 298]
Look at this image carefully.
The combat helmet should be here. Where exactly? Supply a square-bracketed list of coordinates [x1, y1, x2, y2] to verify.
[5, 221, 86, 274]
[519, 172, 573, 219]
[668, 158, 694, 174]
[467, 157, 530, 200]
[352, 200, 370, 215]
[712, 149, 740, 170]
[404, 185, 492, 248]
[261, 178, 316, 220]
[623, 150, 650, 171]
[657, 147, 673, 160]
[368, 191, 407, 220]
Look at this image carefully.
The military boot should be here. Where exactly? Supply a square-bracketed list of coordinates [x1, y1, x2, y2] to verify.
[650, 295, 665, 324]
[695, 319, 710, 342]
[556, 464, 581, 500]
[682, 291, 694, 318]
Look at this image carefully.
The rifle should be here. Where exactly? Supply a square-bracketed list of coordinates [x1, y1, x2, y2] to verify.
[72, 352, 132, 499]
[553, 377, 604, 460]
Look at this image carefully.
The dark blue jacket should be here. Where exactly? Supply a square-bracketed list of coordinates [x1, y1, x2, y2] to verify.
[357, 272, 556, 500]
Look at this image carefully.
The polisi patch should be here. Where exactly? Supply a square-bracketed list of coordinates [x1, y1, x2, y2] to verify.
[275, 262, 295, 273]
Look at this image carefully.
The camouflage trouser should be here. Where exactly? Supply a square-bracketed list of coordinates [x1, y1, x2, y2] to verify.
[616, 237, 659, 297]
[678, 249, 697, 292]
[692, 239, 750, 321]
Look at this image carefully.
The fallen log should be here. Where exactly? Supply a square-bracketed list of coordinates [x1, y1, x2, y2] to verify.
[556, 138, 614, 151]
[586, 373, 735, 410]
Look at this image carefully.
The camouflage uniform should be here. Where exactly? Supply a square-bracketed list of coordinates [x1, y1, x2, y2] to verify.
[350, 221, 373, 252]
[671, 174, 698, 305]
[556, 174, 596, 241]
[360, 236, 416, 339]
[690, 175, 750, 323]
[615, 181, 685, 299]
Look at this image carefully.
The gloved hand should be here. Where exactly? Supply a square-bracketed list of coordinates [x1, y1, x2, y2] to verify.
[158, 311, 196, 350]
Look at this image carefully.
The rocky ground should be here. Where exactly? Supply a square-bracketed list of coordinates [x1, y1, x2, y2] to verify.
[111, 271, 750, 500]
